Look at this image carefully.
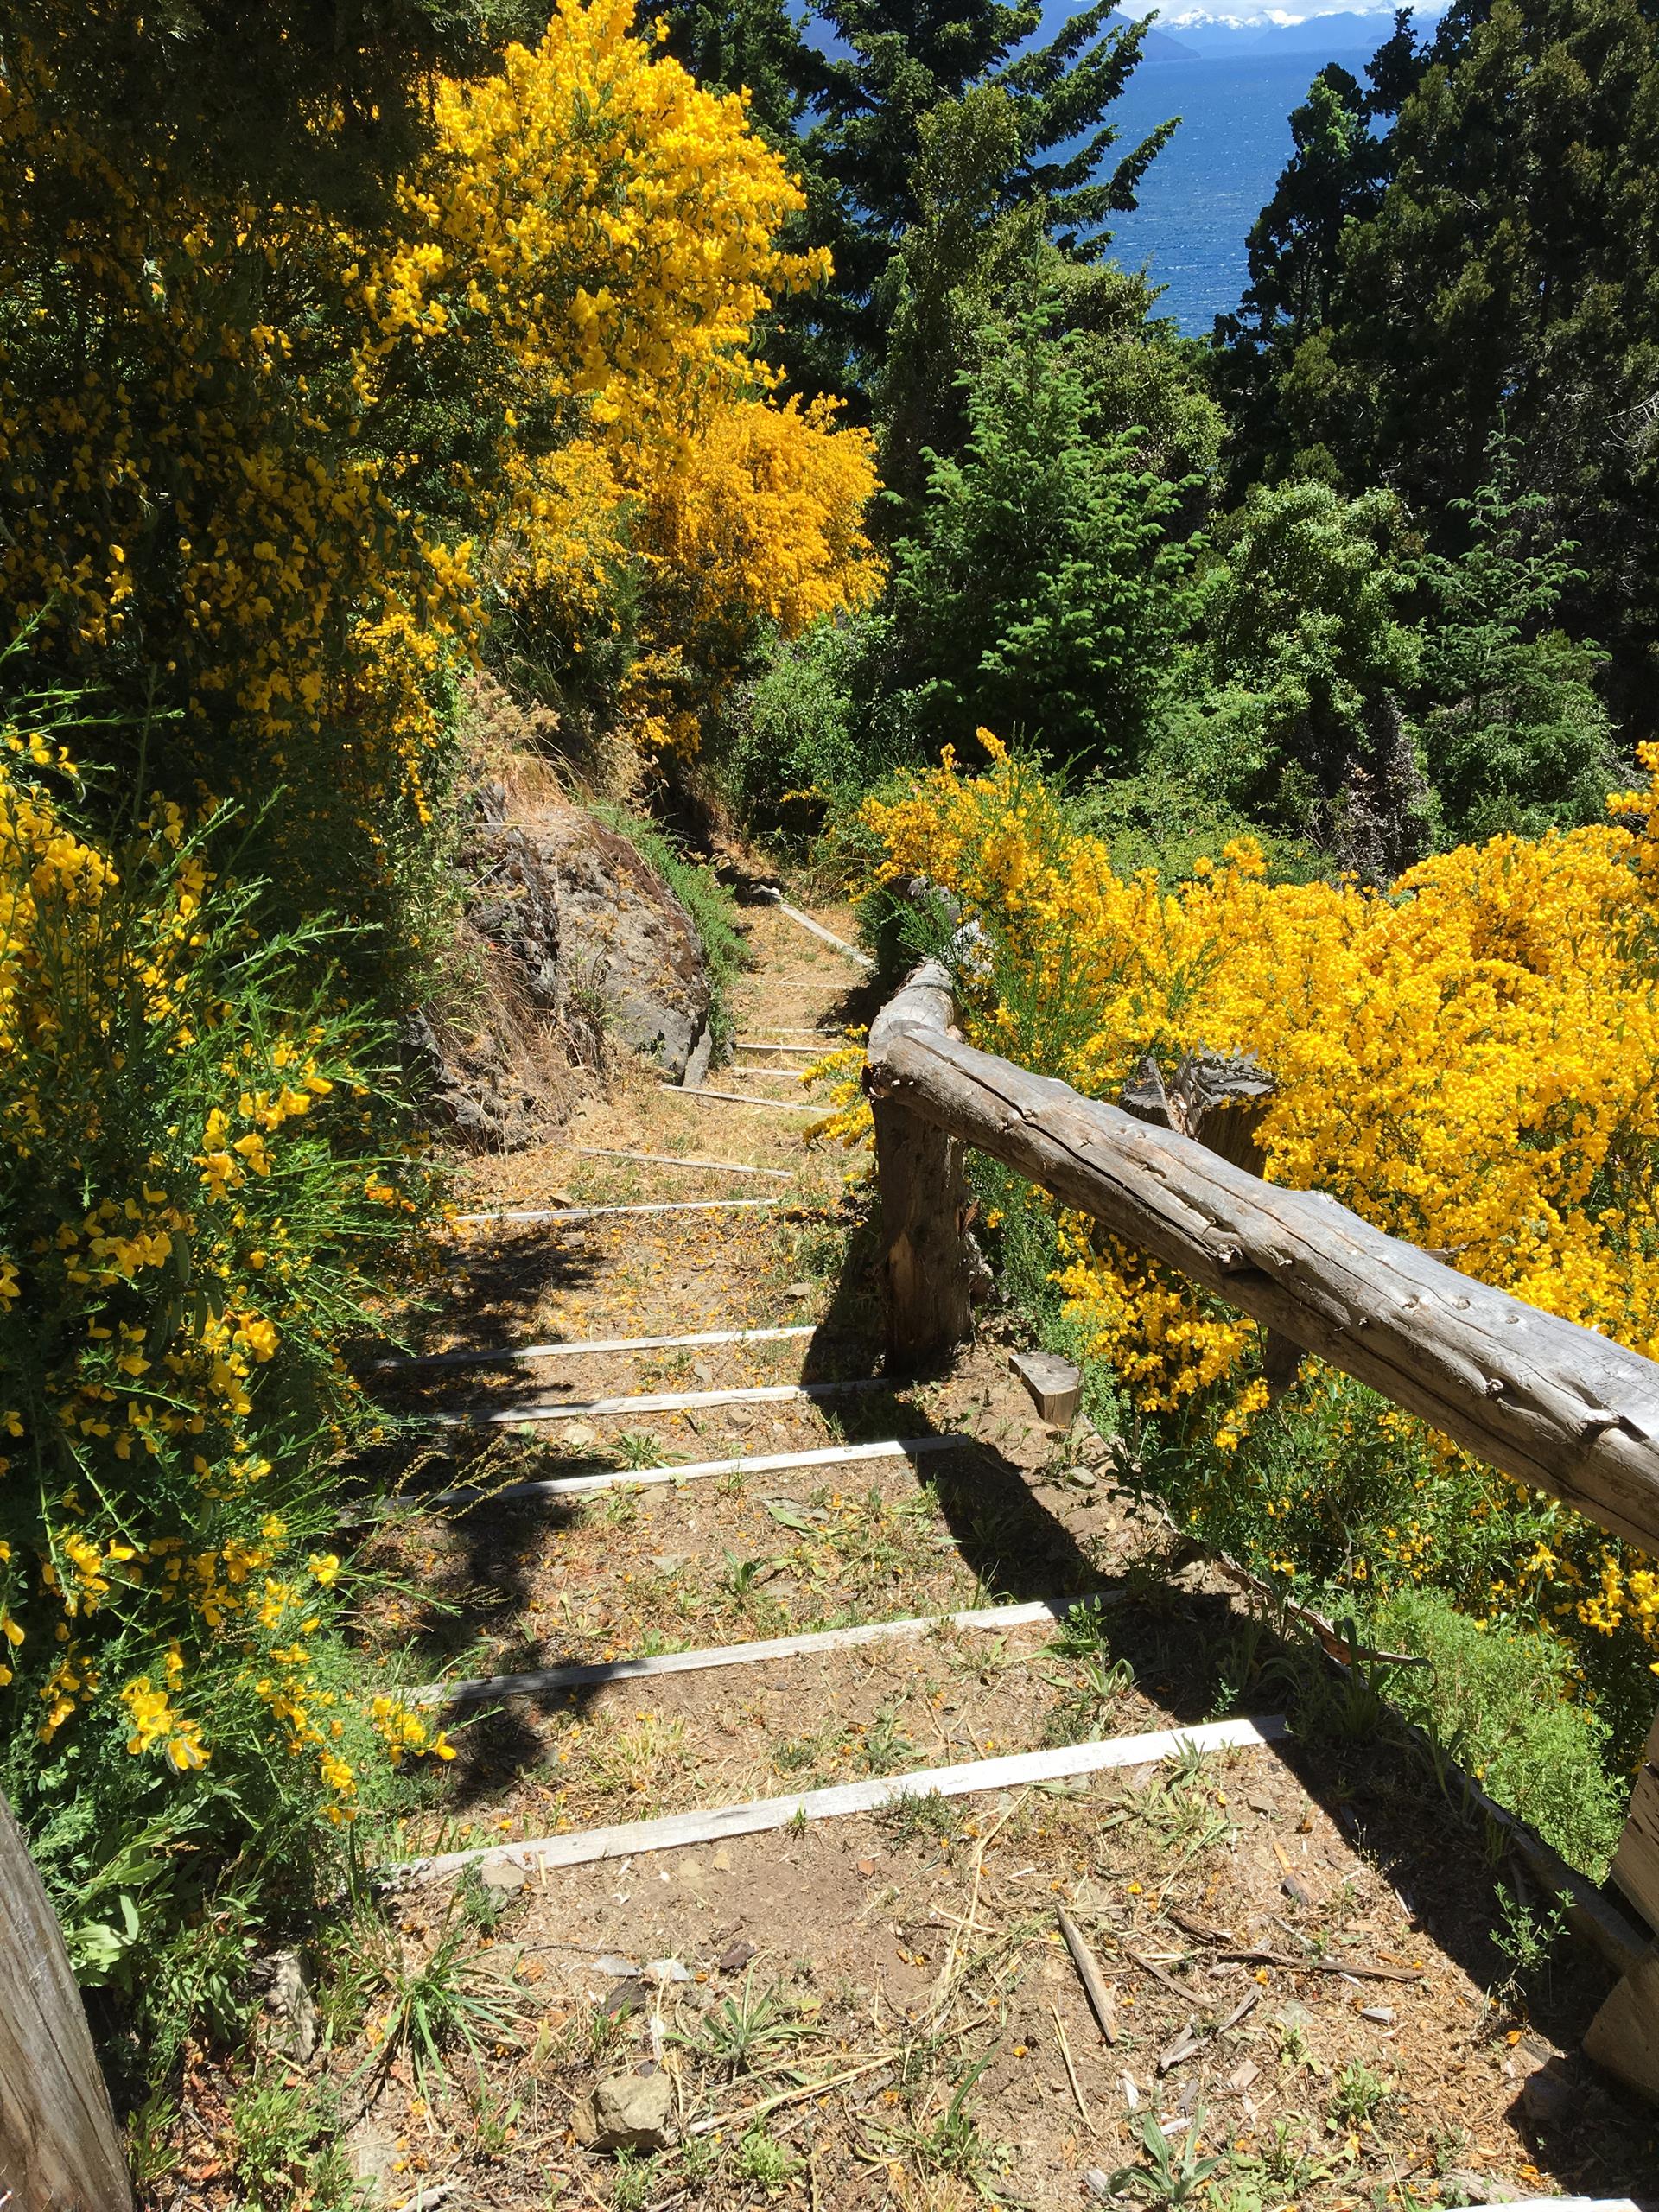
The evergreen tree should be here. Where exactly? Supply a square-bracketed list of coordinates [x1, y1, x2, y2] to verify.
[653, 0, 817, 149]
[1240, 0, 1659, 714]
[797, 0, 1174, 396]
[1224, 68, 1379, 359]
[1414, 441, 1621, 842]
[1155, 480, 1430, 874]
[884, 297, 1197, 767]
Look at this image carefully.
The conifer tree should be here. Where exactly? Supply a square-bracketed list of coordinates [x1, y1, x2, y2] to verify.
[798, 0, 1173, 395]
[1229, 0, 1659, 709]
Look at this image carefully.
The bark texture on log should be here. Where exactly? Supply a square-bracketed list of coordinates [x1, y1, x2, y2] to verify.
[866, 973, 1659, 1554]
[0, 1788, 132, 2210]
[867, 963, 984, 1369]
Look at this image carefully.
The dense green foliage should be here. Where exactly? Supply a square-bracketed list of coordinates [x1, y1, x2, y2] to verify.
[782, 0, 1175, 396]
[1224, 0, 1659, 716]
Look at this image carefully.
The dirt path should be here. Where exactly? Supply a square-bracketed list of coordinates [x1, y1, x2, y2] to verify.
[344, 900, 1656, 2209]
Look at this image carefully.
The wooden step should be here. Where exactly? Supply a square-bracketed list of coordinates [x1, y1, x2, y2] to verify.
[348, 1432, 973, 1520]
[377, 1323, 816, 1376]
[413, 1592, 1103, 1705]
[423, 1377, 898, 1428]
[391, 1713, 1290, 1883]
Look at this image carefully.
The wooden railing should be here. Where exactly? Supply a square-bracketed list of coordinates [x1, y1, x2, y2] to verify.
[865, 957, 1659, 2104]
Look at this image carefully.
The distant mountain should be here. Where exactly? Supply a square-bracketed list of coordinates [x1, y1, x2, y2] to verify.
[1107, 9, 1200, 60]
[1148, 7, 1444, 62]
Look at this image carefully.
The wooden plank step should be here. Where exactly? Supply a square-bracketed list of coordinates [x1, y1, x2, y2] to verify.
[391, 1713, 1290, 1883]
[424, 1377, 894, 1428]
[658, 1086, 822, 1113]
[452, 1198, 783, 1227]
[413, 1593, 1102, 1706]
[754, 891, 875, 970]
[575, 1147, 792, 1179]
[346, 1433, 973, 1522]
[377, 1324, 817, 1376]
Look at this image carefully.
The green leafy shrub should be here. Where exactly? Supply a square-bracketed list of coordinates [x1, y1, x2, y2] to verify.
[0, 711, 446, 2028]
[1368, 1587, 1627, 1876]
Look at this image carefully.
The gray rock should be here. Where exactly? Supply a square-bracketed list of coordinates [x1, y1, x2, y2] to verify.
[261, 1948, 318, 2064]
[1518, 2061, 1575, 2129]
[480, 1856, 528, 1894]
[574, 2069, 677, 2152]
[1359, 2005, 1395, 2027]
[524, 806, 710, 1075]
[1084, 2169, 1113, 2200]
[1441, 2171, 1522, 2204]
[682, 1021, 714, 1090]
[1451, 2167, 1530, 2202]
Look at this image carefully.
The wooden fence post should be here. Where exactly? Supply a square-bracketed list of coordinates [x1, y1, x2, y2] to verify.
[866, 962, 984, 1370]
[0, 1789, 133, 2211]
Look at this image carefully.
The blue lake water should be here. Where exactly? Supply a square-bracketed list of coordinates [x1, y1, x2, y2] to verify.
[1092, 54, 1348, 334]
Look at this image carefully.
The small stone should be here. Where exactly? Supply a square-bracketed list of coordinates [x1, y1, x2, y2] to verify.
[786, 1281, 815, 1300]
[650, 1554, 684, 1574]
[1359, 2005, 1395, 2027]
[563, 1421, 596, 1447]
[1274, 2000, 1314, 2032]
[693, 1361, 715, 1382]
[1519, 2062, 1575, 2129]
[856, 1857, 877, 1878]
[710, 1846, 733, 1872]
[717, 1937, 756, 1974]
[1084, 2169, 1113, 2200]
[1061, 1467, 1098, 1491]
[480, 1856, 528, 1894]
[1245, 1794, 1275, 1816]
[1281, 1872, 1316, 1907]
[1227, 2059, 1259, 2093]
[574, 2069, 677, 2152]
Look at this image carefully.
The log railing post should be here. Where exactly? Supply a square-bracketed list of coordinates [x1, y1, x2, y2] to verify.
[866, 961, 983, 1370]
[0, 1788, 133, 2210]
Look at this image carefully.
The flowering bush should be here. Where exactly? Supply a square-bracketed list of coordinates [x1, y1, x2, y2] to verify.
[0, 720, 448, 1977]
[411, 0, 883, 748]
[0, 0, 880, 933]
[862, 737, 1659, 1799]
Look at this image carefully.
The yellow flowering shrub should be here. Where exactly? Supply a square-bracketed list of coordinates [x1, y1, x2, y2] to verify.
[407, 0, 883, 748]
[0, 727, 447, 1968]
[861, 737, 1659, 1764]
[0, 0, 879, 933]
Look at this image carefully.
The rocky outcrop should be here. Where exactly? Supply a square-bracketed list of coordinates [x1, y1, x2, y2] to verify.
[462, 784, 710, 1076]
[415, 779, 713, 1153]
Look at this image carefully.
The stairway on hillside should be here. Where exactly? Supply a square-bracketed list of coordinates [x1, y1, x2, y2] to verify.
[340, 898, 1656, 2211]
